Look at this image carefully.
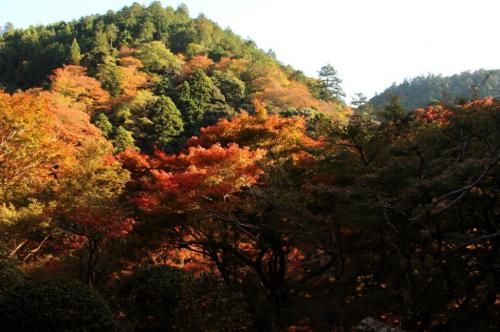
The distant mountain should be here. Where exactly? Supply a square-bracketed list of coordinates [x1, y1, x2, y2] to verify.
[370, 69, 500, 110]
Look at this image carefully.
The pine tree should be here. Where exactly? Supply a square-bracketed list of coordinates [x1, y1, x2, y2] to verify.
[318, 64, 345, 102]
[149, 96, 184, 150]
[381, 96, 405, 122]
[68, 38, 82, 65]
[178, 69, 225, 135]
[190, 69, 218, 104]
[178, 81, 201, 131]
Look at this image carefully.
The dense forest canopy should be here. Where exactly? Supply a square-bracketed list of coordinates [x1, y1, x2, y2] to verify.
[1, 2, 500, 331]
[371, 68, 500, 111]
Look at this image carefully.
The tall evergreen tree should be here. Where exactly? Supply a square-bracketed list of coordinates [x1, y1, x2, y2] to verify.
[381, 95, 405, 122]
[149, 96, 184, 150]
[189, 69, 218, 104]
[93, 113, 114, 138]
[178, 81, 201, 134]
[318, 64, 345, 102]
[68, 38, 82, 65]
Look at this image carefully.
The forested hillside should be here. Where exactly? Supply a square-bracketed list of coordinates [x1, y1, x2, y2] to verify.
[371, 68, 500, 110]
[0, 1, 347, 151]
[1, 2, 500, 331]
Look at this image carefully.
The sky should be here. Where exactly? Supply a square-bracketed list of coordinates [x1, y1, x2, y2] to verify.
[1, 0, 500, 101]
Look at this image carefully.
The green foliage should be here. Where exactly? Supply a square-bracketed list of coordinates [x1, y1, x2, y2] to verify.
[212, 70, 246, 107]
[380, 95, 405, 122]
[177, 69, 227, 135]
[318, 63, 345, 102]
[93, 30, 112, 59]
[279, 107, 327, 136]
[0, 246, 26, 294]
[94, 113, 114, 138]
[119, 265, 187, 330]
[138, 19, 156, 43]
[177, 81, 201, 135]
[153, 76, 174, 97]
[189, 69, 222, 104]
[351, 92, 376, 117]
[68, 38, 82, 65]
[176, 273, 253, 332]
[0, 3, 254, 91]
[1, 22, 14, 35]
[110, 90, 160, 150]
[169, 23, 197, 54]
[104, 24, 119, 48]
[0, 26, 67, 89]
[202, 102, 235, 128]
[0, 201, 49, 260]
[351, 92, 368, 108]
[97, 56, 122, 96]
[113, 126, 136, 153]
[148, 96, 184, 150]
[138, 41, 180, 75]
[0, 279, 113, 331]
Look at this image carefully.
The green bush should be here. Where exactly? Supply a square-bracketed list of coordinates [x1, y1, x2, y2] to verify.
[0, 247, 26, 295]
[176, 273, 253, 332]
[0, 279, 113, 331]
[119, 265, 187, 330]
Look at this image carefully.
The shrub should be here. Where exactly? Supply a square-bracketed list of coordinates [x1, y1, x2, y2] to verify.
[176, 273, 253, 332]
[0, 279, 113, 331]
[119, 265, 187, 330]
[0, 247, 26, 295]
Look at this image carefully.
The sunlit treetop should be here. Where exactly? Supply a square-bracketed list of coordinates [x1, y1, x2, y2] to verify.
[187, 100, 323, 161]
[119, 143, 265, 213]
[50, 65, 110, 114]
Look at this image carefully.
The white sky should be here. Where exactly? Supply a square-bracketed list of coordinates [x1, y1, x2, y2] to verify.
[2, 0, 500, 101]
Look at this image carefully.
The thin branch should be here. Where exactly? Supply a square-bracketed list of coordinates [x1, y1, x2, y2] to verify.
[443, 231, 500, 257]
[22, 234, 50, 262]
[9, 239, 28, 257]
[409, 150, 500, 223]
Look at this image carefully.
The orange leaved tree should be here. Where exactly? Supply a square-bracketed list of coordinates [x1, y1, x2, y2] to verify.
[120, 107, 323, 318]
[50, 65, 110, 114]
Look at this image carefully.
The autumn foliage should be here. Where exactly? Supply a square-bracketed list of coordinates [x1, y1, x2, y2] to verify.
[51, 65, 110, 113]
[415, 96, 498, 127]
[3, 3, 500, 330]
[181, 54, 214, 77]
[119, 143, 265, 212]
[187, 102, 323, 165]
[0, 90, 65, 197]
[117, 56, 150, 98]
[415, 104, 451, 125]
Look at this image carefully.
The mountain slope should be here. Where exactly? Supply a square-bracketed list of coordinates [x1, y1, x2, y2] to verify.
[370, 68, 500, 110]
[0, 2, 345, 153]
